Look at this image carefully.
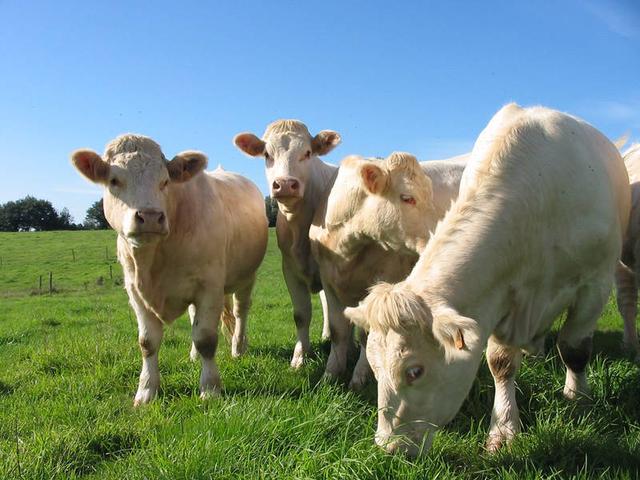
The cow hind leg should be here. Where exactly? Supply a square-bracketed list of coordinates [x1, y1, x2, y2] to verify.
[192, 295, 224, 399]
[615, 262, 640, 361]
[323, 287, 351, 381]
[557, 281, 609, 400]
[231, 278, 256, 358]
[485, 337, 522, 452]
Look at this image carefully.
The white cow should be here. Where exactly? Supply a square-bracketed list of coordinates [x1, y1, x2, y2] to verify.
[616, 142, 640, 361]
[345, 104, 630, 456]
[234, 120, 340, 369]
[310, 152, 467, 387]
[71, 134, 268, 405]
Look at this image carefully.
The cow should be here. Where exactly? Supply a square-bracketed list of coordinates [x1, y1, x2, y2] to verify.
[345, 104, 630, 456]
[616, 142, 640, 361]
[309, 152, 467, 387]
[71, 134, 268, 405]
[234, 120, 340, 369]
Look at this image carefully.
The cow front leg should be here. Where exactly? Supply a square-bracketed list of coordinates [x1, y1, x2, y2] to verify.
[485, 337, 522, 452]
[192, 294, 224, 399]
[349, 328, 373, 390]
[132, 297, 164, 406]
[323, 287, 351, 381]
[188, 304, 199, 361]
[283, 263, 313, 369]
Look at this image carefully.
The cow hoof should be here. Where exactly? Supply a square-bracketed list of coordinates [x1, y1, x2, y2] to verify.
[200, 387, 221, 400]
[290, 353, 305, 369]
[485, 434, 506, 453]
[133, 388, 157, 406]
[348, 374, 369, 391]
[320, 371, 341, 385]
[232, 336, 248, 358]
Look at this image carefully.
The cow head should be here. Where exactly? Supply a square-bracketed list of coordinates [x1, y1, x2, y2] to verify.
[234, 120, 340, 207]
[325, 152, 436, 256]
[344, 282, 483, 457]
[71, 134, 207, 247]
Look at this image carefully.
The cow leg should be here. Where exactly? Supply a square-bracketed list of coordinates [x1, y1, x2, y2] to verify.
[131, 295, 164, 406]
[615, 262, 640, 360]
[231, 277, 256, 358]
[188, 304, 199, 361]
[485, 336, 522, 452]
[558, 281, 608, 400]
[283, 262, 313, 369]
[319, 290, 331, 342]
[192, 293, 224, 399]
[324, 287, 351, 381]
[348, 328, 373, 391]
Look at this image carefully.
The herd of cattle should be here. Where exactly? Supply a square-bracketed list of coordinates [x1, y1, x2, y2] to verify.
[71, 103, 640, 457]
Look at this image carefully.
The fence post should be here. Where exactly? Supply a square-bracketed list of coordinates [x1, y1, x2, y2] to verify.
[39, 275, 43, 295]
[105, 246, 109, 262]
[49, 272, 53, 294]
[109, 264, 113, 280]
[71, 249, 76, 262]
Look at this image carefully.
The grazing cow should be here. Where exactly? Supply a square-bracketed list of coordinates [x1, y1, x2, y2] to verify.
[310, 152, 467, 387]
[71, 134, 268, 405]
[345, 104, 630, 456]
[234, 120, 340, 368]
[616, 143, 640, 361]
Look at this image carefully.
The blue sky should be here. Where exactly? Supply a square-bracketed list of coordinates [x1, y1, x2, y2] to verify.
[1, 0, 639, 222]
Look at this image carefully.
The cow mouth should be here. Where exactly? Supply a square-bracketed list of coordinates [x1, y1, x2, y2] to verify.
[126, 230, 168, 246]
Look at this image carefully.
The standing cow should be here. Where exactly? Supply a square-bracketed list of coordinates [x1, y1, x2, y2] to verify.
[310, 152, 467, 387]
[234, 121, 340, 369]
[346, 104, 630, 456]
[616, 143, 640, 361]
[71, 134, 268, 404]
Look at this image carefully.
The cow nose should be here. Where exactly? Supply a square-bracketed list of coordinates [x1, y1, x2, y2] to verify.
[272, 180, 282, 192]
[135, 209, 166, 226]
[290, 179, 299, 191]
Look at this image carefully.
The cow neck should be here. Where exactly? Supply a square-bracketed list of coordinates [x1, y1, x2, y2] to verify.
[120, 236, 166, 318]
[413, 194, 514, 346]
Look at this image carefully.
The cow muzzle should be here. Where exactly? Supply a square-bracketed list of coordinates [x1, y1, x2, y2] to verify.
[271, 177, 302, 200]
[127, 209, 169, 239]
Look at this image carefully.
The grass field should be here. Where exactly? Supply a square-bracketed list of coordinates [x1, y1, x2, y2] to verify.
[0, 230, 639, 479]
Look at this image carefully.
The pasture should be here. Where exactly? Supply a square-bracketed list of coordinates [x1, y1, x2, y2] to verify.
[0, 230, 639, 479]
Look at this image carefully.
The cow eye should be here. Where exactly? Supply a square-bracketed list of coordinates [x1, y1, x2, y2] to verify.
[160, 180, 169, 190]
[405, 365, 424, 384]
[265, 152, 271, 161]
[303, 150, 311, 160]
[400, 194, 416, 206]
[109, 178, 121, 188]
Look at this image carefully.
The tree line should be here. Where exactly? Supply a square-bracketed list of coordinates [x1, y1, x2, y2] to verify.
[0, 196, 280, 231]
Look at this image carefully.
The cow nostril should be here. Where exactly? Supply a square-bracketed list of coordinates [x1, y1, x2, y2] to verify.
[290, 180, 299, 191]
[135, 211, 145, 224]
[158, 213, 165, 224]
[272, 181, 281, 191]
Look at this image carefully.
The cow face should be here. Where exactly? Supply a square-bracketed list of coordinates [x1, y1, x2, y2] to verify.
[234, 120, 340, 207]
[344, 282, 482, 457]
[71, 135, 207, 246]
[326, 153, 436, 256]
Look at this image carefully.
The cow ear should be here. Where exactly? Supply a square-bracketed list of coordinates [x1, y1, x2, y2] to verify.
[359, 163, 388, 194]
[312, 130, 341, 156]
[71, 149, 110, 184]
[344, 304, 369, 331]
[431, 306, 480, 360]
[167, 151, 208, 183]
[234, 133, 266, 157]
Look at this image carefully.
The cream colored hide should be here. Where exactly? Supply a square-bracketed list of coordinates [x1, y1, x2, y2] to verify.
[616, 143, 640, 361]
[309, 152, 467, 387]
[346, 104, 630, 457]
[71, 134, 268, 405]
[234, 120, 340, 369]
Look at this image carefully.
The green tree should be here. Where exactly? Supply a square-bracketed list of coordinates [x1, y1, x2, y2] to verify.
[265, 196, 278, 227]
[84, 199, 110, 229]
[0, 196, 68, 231]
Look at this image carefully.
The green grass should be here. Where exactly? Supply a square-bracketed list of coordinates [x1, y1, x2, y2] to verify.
[0, 230, 639, 479]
